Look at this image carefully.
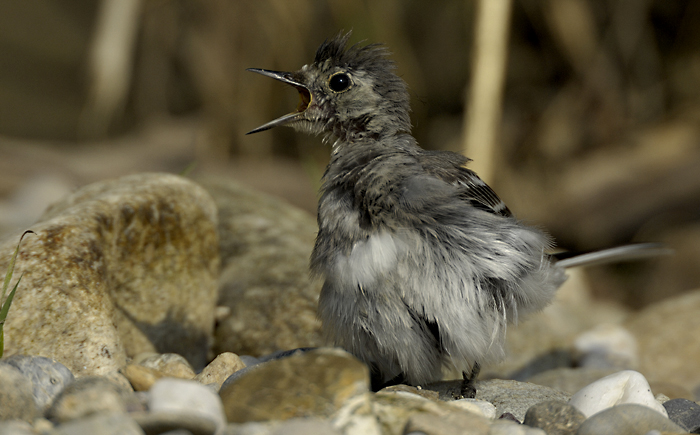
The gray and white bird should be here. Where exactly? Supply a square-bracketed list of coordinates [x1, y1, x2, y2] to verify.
[247, 32, 661, 395]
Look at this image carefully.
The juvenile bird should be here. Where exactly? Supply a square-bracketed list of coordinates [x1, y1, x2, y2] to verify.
[247, 32, 658, 395]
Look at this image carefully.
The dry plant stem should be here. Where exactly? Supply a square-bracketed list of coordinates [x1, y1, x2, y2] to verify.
[463, 0, 513, 184]
[79, 0, 143, 138]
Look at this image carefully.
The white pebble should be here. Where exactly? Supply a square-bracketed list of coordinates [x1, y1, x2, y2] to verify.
[568, 370, 667, 418]
[148, 378, 226, 430]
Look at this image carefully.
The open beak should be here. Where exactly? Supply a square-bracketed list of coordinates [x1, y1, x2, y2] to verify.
[246, 68, 312, 135]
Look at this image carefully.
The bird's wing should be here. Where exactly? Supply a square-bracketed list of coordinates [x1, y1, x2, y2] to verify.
[419, 151, 512, 217]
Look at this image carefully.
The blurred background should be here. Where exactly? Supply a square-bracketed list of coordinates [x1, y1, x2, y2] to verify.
[0, 0, 698, 309]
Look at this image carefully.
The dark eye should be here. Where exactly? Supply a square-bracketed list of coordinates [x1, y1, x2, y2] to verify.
[328, 73, 351, 93]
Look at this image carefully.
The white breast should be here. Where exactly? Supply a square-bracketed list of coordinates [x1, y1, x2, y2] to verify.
[334, 231, 405, 289]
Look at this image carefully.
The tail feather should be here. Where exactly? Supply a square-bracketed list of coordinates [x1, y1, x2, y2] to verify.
[553, 243, 672, 269]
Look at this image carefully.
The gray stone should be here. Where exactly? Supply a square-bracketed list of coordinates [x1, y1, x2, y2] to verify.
[47, 375, 141, 422]
[53, 412, 144, 435]
[0, 173, 220, 374]
[199, 178, 323, 358]
[219, 348, 369, 423]
[473, 379, 570, 422]
[2, 354, 74, 413]
[148, 378, 226, 432]
[522, 400, 585, 435]
[663, 398, 700, 433]
[577, 403, 684, 435]
[0, 363, 39, 422]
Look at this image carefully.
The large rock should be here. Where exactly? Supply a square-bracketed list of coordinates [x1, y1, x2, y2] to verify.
[0, 173, 219, 375]
[198, 177, 323, 357]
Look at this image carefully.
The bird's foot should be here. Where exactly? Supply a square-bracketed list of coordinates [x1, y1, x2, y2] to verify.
[459, 363, 481, 399]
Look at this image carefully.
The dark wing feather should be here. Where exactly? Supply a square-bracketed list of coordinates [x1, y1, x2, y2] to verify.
[419, 150, 512, 217]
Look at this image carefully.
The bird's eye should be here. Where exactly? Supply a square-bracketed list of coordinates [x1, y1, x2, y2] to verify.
[328, 73, 352, 93]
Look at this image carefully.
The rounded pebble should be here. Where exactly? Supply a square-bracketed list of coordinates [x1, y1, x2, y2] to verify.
[568, 370, 667, 418]
[0, 363, 39, 422]
[576, 403, 684, 435]
[522, 400, 585, 435]
[149, 378, 226, 432]
[2, 355, 74, 412]
[47, 376, 141, 422]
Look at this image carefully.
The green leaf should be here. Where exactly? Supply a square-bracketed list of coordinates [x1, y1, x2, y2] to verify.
[0, 230, 34, 358]
[0, 274, 23, 358]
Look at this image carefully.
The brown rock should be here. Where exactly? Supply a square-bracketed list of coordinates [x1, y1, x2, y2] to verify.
[0, 173, 219, 375]
[194, 352, 246, 390]
[198, 177, 323, 357]
[138, 353, 196, 379]
[219, 348, 368, 423]
[121, 364, 167, 391]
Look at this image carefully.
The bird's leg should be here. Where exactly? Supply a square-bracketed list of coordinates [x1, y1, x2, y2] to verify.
[460, 363, 481, 399]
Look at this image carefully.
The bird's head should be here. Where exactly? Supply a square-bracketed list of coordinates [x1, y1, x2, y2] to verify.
[247, 32, 411, 142]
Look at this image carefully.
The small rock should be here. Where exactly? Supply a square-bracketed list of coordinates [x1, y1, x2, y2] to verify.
[662, 398, 700, 433]
[148, 378, 226, 432]
[577, 403, 684, 435]
[568, 370, 667, 418]
[474, 379, 570, 422]
[1, 355, 74, 413]
[194, 352, 246, 391]
[138, 353, 196, 379]
[488, 419, 547, 435]
[122, 364, 167, 391]
[47, 376, 140, 422]
[219, 348, 369, 423]
[52, 412, 144, 435]
[522, 400, 586, 435]
[573, 323, 638, 369]
[0, 363, 39, 422]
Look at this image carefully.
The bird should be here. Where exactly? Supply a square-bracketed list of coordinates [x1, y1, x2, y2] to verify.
[246, 32, 664, 396]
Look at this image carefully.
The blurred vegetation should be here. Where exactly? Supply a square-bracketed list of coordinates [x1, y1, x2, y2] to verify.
[1, 0, 699, 308]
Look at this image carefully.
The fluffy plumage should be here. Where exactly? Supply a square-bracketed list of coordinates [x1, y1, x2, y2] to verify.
[247, 32, 585, 389]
